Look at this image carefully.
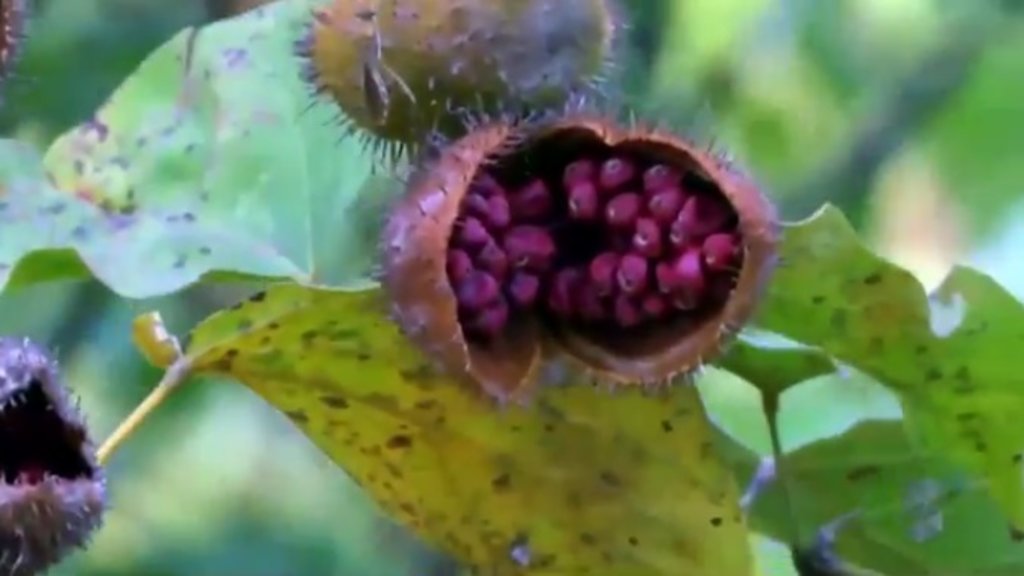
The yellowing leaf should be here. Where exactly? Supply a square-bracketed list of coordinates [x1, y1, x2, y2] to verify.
[179, 283, 754, 575]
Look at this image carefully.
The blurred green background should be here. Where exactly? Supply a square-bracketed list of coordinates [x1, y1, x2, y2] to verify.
[1, 0, 1023, 574]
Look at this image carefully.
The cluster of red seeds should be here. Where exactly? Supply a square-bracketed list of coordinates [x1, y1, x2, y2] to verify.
[446, 154, 743, 341]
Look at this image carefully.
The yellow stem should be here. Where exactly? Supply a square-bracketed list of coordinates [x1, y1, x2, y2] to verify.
[96, 359, 191, 465]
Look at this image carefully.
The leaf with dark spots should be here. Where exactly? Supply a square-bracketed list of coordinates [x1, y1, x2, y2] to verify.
[168, 282, 754, 576]
[738, 419, 1024, 575]
[751, 204, 1024, 529]
[2, 0, 382, 297]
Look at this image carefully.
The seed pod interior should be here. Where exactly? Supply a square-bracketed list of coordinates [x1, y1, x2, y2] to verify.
[384, 115, 778, 399]
[484, 119, 779, 383]
[0, 337, 106, 576]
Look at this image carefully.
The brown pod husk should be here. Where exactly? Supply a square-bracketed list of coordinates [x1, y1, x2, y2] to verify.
[381, 121, 543, 403]
[382, 112, 779, 399]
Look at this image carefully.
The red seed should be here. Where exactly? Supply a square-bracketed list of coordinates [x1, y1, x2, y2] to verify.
[547, 268, 584, 317]
[463, 193, 490, 219]
[613, 295, 643, 328]
[664, 248, 706, 309]
[476, 240, 509, 280]
[588, 252, 620, 296]
[672, 194, 734, 245]
[446, 249, 473, 283]
[642, 164, 680, 194]
[640, 293, 668, 318]
[509, 179, 553, 221]
[507, 272, 541, 308]
[657, 248, 703, 292]
[632, 217, 663, 259]
[469, 173, 504, 198]
[486, 194, 511, 229]
[647, 186, 685, 224]
[605, 192, 642, 229]
[563, 159, 597, 187]
[503, 225, 556, 272]
[456, 270, 501, 311]
[467, 297, 509, 338]
[578, 283, 607, 322]
[455, 216, 491, 249]
[567, 181, 601, 220]
[616, 253, 648, 295]
[598, 157, 636, 191]
[702, 232, 740, 271]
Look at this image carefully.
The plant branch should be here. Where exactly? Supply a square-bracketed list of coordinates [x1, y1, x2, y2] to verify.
[96, 358, 192, 465]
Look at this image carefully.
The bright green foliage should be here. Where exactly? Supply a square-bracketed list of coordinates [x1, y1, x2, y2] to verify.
[165, 283, 754, 576]
[0, 0, 380, 298]
[754, 205, 1024, 533]
[740, 420, 1024, 574]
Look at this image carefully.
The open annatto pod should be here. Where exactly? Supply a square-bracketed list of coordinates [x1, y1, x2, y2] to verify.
[381, 113, 779, 401]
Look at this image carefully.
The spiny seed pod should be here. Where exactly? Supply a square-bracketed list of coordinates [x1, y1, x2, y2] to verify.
[0, 337, 106, 575]
[298, 0, 622, 162]
[0, 0, 27, 96]
[382, 113, 778, 400]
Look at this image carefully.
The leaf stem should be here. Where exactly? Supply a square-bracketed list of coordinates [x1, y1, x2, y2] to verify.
[96, 358, 192, 465]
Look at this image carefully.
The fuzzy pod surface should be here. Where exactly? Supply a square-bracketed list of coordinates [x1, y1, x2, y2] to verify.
[381, 112, 779, 401]
[0, 337, 106, 576]
[300, 0, 621, 160]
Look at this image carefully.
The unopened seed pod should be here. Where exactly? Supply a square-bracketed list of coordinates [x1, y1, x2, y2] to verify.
[0, 337, 107, 576]
[299, 0, 621, 162]
[381, 112, 779, 400]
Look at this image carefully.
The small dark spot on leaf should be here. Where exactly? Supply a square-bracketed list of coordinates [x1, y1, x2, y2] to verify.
[248, 291, 266, 302]
[924, 367, 942, 382]
[387, 434, 412, 449]
[863, 272, 882, 285]
[491, 473, 511, 491]
[225, 348, 239, 359]
[710, 517, 723, 527]
[846, 465, 880, 481]
[599, 471, 622, 487]
[661, 420, 674, 433]
[811, 295, 826, 305]
[285, 410, 308, 423]
[627, 536, 639, 546]
[414, 399, 437, 410]
[40, 201, 66, 215]
[579, 532, 597, 545]
[1014, 453, 1023, 464]
[321, 395, 349, 409]
[1011, 525, 1024, 542]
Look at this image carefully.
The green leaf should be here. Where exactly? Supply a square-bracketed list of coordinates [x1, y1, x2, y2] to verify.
[7, 0, 380, 297]
[755, 204, 1024, 532]
[718, 328, 837, 399]
[744, 419, 1024, 575]
[172, 282, 755, 576]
